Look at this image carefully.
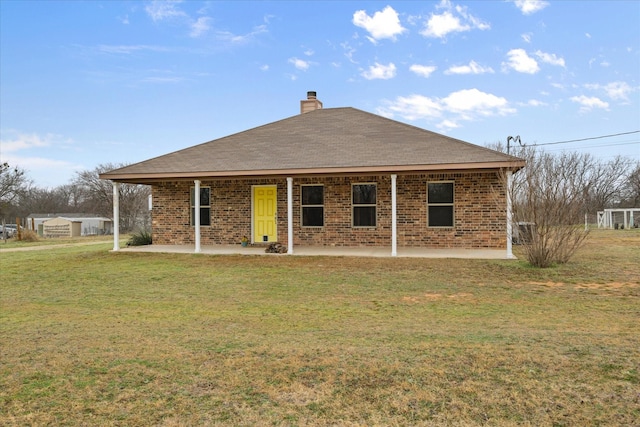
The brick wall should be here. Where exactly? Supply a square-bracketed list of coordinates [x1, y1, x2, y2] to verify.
[151, 171, 507, 249]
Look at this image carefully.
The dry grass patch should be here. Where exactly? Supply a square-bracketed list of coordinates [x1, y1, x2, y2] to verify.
[1, 229, 639, 425]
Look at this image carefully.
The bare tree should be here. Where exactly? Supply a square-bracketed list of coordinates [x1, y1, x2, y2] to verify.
[17, 186, 63, 216]
[620, 161, 640, 209]
[506, 147, 590, 267]
[74, 163, 150, 232]
[0, 163, 30, 222]
[584, 155, 633, 214]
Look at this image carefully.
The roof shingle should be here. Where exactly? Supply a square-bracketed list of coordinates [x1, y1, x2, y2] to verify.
[101, 107, 524, 183]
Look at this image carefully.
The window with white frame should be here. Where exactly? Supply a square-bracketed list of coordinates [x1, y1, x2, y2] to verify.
[427, 182, 454, 227]
[301, 185, 324, 227]
[190, 186, 211, 226]
[352, 183, 376, 227]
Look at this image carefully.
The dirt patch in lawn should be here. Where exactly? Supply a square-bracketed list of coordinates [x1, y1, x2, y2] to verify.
[529, 281, 638, 290]
[574, 282, 639, 290]
[402, 292, 474, 303]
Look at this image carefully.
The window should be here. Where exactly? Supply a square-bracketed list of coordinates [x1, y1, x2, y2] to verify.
[301, 185, 324, 227]
[352, 183, 376, 227]
[428, 182, 454, 227]
[190, 187, 211, 226]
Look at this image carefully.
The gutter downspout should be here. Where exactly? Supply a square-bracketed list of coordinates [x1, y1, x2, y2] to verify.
[287, 177, 293, 254]
[391, 174, 397, 257]
[194, 179, 201, 253]
[112, 182, 120, 251]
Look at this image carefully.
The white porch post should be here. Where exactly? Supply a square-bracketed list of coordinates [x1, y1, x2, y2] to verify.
[112, 182, 120, 251]
[287, 177, 293, 254]
[194, 179, 201, 253]
[506, 171, 515, 259]
[391, 174, 397, 257]
[625, 211, 630, 229]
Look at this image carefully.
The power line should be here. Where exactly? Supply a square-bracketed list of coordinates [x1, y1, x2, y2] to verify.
[547, 141, 639, 149]
[545, 141, 640, 152]
[530, 130, 640, 147]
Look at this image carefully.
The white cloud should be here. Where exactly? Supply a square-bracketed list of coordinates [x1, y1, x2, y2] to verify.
[259, 64, 269, 71]
[585, 81, 634, 101]
[145, 0, 186, 22]
[98, 45, 170, 54]
[0, 153, 82, 188]
[525, 99, 548, 107]
[602, 82, 633, 100]
[438, 119, 460, 131]
[442, 89, 514, 117]
[421, 11, 467, 38]
[353, 6, 406, 43]
[445, 60, 494, 75]
[289, 57, 311, 71]
[140, 76, 184, 84]
[377, 88, 515, 128]
[362, 62, 397, 80]
[377, 94, 443, 120]
[454, 3, 490, 31]
[216, 24, 268, 45]
[1, 154, 78, 171]
[502, 49, 539, 74]
[570, 95, 609, 112]
[189, 16, 211, 38]
[409, 64, 437, 78]
[513, 0, 549, 15]
[420, 0, 489, 39]
[1, 131, 55, 153]
[534, 50, 565, 67]
[0, 131, 82, 186]
[341, 41, 357, 64]
[145, 1, 267, 44]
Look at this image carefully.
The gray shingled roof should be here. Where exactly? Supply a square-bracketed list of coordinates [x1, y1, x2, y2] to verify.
[100, 107, 524, 183]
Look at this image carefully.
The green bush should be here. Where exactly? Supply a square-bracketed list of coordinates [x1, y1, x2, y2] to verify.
[127, 229, 152, 246]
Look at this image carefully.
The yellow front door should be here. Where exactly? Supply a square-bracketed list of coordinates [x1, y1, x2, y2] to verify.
[253, 186, 277, 243]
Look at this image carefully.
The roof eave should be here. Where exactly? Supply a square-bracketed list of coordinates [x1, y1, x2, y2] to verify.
[99, 160, 526, 184]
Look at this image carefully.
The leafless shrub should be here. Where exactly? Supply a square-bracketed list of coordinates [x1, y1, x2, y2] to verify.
[19, 228, 39, 242]
[505, 147, 590, 267]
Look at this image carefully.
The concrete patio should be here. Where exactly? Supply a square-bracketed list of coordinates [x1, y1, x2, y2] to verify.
[118, 244, 514, 259]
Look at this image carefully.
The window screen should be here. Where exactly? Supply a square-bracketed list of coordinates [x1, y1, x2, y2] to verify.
[301, 185, 324, 227]
[190, 187, 211, 226]
[352, 184, 376, 227]
[428, 182, 453, 227]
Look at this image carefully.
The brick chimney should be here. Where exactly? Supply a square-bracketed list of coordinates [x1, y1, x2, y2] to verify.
[300, 91, 323, 114]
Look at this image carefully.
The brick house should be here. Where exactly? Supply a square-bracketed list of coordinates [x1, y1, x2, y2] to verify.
[100, 92, 525, 256]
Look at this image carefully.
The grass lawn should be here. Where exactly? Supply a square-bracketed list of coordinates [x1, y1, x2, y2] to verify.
[1, 230, 638, 426]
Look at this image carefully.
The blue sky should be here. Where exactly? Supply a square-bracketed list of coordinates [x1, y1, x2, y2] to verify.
[1, 0, 639, 188]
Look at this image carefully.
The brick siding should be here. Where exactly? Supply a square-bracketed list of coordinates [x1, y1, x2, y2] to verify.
[151, 171, 507, 249]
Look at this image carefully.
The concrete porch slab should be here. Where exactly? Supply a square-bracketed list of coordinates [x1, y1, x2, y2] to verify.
[118, 244, 514, 259]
